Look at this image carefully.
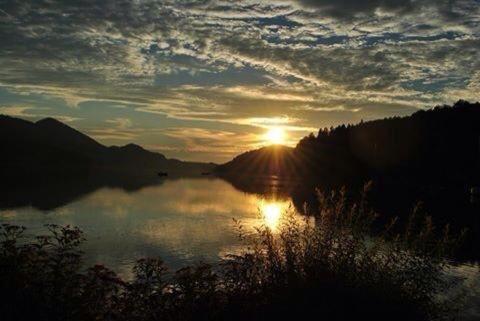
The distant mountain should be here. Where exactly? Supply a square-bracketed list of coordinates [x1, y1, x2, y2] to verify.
[0, 115, 215, 180]
[217, 100, 480, 186]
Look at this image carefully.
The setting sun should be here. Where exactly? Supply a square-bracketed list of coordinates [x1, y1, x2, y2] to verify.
[264, 127, 286, 145]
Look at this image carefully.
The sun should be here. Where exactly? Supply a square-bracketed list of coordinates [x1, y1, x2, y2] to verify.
[264, 127, 286, 145]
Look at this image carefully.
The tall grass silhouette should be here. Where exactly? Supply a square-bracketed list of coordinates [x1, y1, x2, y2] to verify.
[0, 183, 464, 321]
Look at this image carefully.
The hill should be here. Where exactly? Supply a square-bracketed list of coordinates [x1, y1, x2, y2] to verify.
[217, 100, 480, 186]
[215, 145, 297, 177]
[0, 115, 215, 180]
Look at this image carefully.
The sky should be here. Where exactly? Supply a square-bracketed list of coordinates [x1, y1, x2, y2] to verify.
[1, 0, 480, 163]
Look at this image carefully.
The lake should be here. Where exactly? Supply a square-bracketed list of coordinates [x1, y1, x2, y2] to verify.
[0, 177, 293, 277]
[0, 176, 479, 320]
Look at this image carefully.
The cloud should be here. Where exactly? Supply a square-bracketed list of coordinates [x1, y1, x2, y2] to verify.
[292, 0, 463, 19]
[106, 117, 133, 129]
[160, 127, 262, 160]
[0, 106, 38, 117]
[87, 128, 139, 141]
[0, 0, 479, 161]
[293, 105, 362, 112]
[0, 104, 80, 122]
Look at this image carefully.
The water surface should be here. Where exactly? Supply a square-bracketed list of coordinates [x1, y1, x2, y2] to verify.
[0, 177, 290, 276]
[0, 176, 478, 320]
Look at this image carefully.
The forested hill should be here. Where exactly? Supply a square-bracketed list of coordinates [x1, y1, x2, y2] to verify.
[0, 116, 215, 179]
[217, 100, 480, 186]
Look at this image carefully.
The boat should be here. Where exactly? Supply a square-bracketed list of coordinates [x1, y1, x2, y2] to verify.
[158, 172, 168, 177]
[201, 172, 211, 176]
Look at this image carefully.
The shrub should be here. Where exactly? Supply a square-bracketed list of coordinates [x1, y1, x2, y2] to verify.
[0, 184, 464, 321]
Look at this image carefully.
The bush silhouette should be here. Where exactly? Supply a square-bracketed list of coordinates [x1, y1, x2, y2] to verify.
[0, 184, 464, 321]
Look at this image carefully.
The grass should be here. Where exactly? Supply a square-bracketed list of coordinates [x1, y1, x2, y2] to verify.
[0, 183, 465, 321]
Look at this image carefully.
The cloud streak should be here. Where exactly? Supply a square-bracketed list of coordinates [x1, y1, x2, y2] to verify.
[0, 0, 479, 161]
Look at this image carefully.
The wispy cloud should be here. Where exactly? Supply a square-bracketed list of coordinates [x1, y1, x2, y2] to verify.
[0, 0, 479, 161]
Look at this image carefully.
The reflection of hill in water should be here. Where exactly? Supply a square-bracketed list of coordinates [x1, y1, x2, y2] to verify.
[0, 114, 215, 211]
[0, 172, 197, 211]
[220, 175, 297, 198]
[2, 173, 479, 261]
[219, 174, 319, 214]
[222, 174, 480, 261]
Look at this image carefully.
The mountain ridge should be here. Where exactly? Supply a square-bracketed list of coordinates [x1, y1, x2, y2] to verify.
[0, 115, 215, 179]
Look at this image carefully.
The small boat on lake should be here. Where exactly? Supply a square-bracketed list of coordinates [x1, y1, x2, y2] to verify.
[158, 172, 168, 177]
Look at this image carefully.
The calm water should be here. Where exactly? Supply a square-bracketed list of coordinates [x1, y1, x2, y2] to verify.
[0, 178, 291, 277]
[0, 177, 479, 320]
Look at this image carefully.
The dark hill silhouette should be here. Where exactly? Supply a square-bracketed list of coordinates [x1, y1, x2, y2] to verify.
[217, 101, 480, 261]
[0, 115, 215, 180]
[217, 100, 480, 186]
[215, 145, 298, 177]
[35, 117, 106, 156]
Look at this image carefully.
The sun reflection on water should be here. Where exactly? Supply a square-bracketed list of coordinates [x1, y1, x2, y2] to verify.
[259, 200, 289, 231]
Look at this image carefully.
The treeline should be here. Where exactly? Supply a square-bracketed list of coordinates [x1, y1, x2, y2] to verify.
[218, 100, 480, 187]
[296, 100, 480, 185]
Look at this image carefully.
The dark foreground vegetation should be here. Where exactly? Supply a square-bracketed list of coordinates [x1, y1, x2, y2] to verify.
[0, 184, 465, 321]
[217, 100, 480, 262]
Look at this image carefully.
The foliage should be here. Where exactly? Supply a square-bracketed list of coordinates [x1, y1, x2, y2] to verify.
[218, 101, 480, 186]
[296, 100, 480, 184]
[0, 184, 464, 321]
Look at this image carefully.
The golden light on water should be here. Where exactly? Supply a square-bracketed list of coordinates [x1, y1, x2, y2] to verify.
[259, 200, 288, 230]
[264, 127, 286, 145]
